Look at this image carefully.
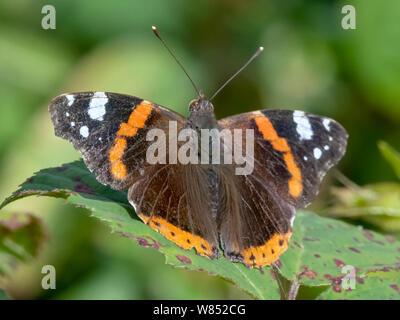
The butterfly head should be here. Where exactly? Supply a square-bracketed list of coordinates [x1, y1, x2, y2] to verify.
[188, 93, 217, 129]
[189, 92, 214, 112]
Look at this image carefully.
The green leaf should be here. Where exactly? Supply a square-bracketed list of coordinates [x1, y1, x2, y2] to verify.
[279, 211, 400, 299]
[0, 211, 46, 275]
[0, 160, 279, 300]
[0, 288, 10, 300]
[378, 141, 400, 180]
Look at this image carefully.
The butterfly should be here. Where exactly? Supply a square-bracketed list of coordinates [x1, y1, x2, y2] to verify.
[48, 28, 348, 269]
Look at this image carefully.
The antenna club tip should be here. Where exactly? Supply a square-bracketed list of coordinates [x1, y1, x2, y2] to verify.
[259, 46, 264, 51]
[152, 26, 157, 30]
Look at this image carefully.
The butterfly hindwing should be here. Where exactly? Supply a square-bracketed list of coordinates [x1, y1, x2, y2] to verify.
[128, 163, 221, 259]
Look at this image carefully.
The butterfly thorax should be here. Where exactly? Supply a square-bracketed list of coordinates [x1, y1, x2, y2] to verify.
[186, 97, 222, 219]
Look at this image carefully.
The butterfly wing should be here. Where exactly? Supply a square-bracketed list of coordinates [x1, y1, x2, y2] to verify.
[218, 109, 348, 267]
[219, 109, 348, 208]
[128, 163, 221, 259]
[49, 91, 185, 190]
[49, 91, 220, 258]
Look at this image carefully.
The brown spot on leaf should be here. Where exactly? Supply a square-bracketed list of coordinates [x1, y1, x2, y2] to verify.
[324, 273, 346, 293]
[366, 265, 400, 274]
[299, 266, 318, 279]
[390, 285, 400, 295]
[136, 236, 162, 250]
[333, 258, 345, 267]
[176, 255, 192, 264]
[27, 177, 34, 184]
[333, 285, 342, 293]
[293, 241, 302, 249]
[55, 166, 68, 172]
[303, 237, 319, 242]
[327, 224, 334, 229]
[363, 230, 385, 245]
[75, 183, 96, 194]
[349, 247, 361, 254]
[385, 235, 396, 243]
[363, 230, 374, 241]
[314, 254, 321, 258]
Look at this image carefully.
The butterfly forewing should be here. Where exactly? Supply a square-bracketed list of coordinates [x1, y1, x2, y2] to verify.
[49, 92, 185, 190]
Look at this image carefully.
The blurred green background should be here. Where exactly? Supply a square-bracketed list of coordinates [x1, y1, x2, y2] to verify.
[0, 0, 399, 299]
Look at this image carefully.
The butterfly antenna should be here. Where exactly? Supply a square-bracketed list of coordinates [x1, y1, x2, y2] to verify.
[152, 26, 200, 97]
[209, 46, 264, 101]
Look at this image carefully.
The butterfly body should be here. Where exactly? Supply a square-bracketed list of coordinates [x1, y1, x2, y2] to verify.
[49, 91, 348, 268]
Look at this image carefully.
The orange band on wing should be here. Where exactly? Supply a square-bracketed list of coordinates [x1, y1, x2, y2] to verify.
[117, 123, 138, 137]
[138, 213, 216, 258]
[109, 101, 154, 180]
[109, 137, 127, 162]
[117, 101, 153, 137]
[241, 231, 292, 268]
[254, 113, 302, 197]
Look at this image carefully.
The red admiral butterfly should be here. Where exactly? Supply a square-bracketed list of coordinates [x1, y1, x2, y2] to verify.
[49, 27, 348, 268]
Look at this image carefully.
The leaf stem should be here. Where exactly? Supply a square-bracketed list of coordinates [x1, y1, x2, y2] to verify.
[287, 281, 300, 300]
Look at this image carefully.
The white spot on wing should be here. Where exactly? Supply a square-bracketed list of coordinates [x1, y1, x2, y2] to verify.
[66, 95, 74, 107]
[323, 118, 331, 131]
[304, 156, 308, 161]
[324, 145, 330, 150]
[88, 92, 108, 121]
[329, 136, 333, 141]
[293, 110, 313, 140]
[71, 121, 75, 127]
[313, 147, 322, 159]
[80, 126, 89, 138]
[66, 112, 70, 117]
